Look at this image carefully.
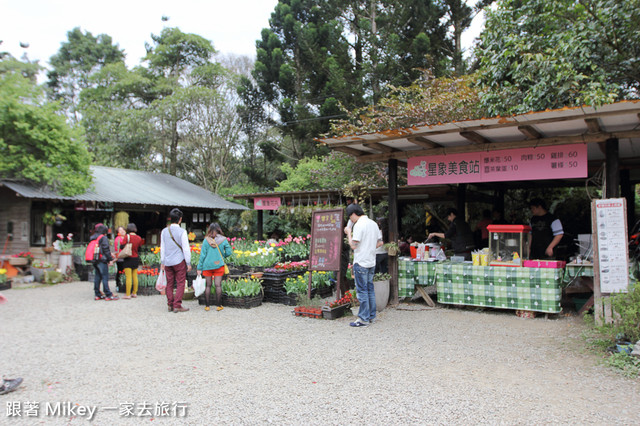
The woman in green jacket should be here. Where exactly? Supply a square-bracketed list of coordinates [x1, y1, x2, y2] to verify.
[196, 223, 233, 311]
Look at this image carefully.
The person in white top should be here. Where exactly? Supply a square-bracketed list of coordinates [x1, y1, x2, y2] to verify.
[161, 208, 192, 313]
[344, 204, 383, 327]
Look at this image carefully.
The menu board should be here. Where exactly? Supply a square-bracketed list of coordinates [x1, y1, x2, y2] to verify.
[593, 198, 629, 293]
[309, 209, 343, 271]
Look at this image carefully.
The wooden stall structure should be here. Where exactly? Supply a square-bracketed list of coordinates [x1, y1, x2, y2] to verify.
[317, 100, 640, 307]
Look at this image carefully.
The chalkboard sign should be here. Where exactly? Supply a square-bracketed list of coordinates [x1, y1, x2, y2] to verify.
[309, 209, 344, 271]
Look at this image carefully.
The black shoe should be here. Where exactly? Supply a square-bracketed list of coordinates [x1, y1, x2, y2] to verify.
[0, 378, 23, 395]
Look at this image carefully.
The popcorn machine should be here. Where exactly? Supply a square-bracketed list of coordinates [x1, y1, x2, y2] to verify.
[487, 224, 531, 267]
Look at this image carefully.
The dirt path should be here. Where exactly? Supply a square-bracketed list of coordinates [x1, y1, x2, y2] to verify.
[1, 281, 638, 425]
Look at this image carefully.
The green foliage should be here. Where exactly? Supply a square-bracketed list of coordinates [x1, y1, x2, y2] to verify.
[610, 282, 640, 342]
[0, 58, 92, 196]
[47, 27, 125, 122]
[222, 277, 262, 297]
[604, 352, 640, 378]
[475, 0, 640, 116]
[329, 71, 484, 135]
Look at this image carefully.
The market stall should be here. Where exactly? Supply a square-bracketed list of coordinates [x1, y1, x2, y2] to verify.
[398, 258, 562, 314]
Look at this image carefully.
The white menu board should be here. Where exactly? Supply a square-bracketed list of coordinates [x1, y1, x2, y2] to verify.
[594, 198, 629, 293]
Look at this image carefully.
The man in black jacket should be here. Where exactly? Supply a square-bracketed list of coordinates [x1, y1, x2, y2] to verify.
[428, 208, 475, 260]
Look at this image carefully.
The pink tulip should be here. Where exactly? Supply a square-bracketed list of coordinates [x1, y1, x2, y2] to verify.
[57, 233, 63, 239]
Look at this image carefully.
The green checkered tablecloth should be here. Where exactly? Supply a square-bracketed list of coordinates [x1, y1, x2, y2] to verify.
[436, 263, 562, 313]
[563, 264, 594, 287]
[398, 259, 437, 298]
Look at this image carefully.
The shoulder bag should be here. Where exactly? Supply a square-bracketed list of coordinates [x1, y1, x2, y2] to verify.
[117, 234, 132, 259]
[214, 240, 230, 275]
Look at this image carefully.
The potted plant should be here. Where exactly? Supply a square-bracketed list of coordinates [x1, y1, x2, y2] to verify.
[54, 233, 74, 274]
[384, 242, 399, 256]
[0, 268, 11, 290]
[10, 251, 33, 266]
[42, 208, 67, 253]
[218, 277, 263, 308]
[321, 291, 353, 320]
[30, 260, 55, 282]
[373, 272, 391, 312]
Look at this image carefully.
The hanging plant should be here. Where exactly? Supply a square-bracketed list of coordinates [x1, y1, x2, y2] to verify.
[43, 208, 66, 226]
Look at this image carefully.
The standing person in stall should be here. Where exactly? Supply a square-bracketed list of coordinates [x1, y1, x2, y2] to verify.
[120, 223, 143, 299]
[197, 223, 233, 311]
[344, 204, 384, 327]
[374, 218, 389, 274]
[161, 208, 192, 313]
[529, 198, 564, 260]
[427, 208, 475, 260]
[114, 226, 126, 292]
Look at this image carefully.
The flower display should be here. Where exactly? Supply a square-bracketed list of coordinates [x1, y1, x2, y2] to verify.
[188, 232, 196, 241]
[139, 248, 161, 267]
[231, 246, 279, 268]
[137, 268, 160, 287]
[31, 260, 54, 269]
[222, 277, 262, 297]
[190, 243, 201, 266]
[12, 251, 34, 262]
[0, 268, 7, 284]
[264, 260, 309, 273]
[54, 233, 74, 253]
[281, 234, 311, 260]
[326, 291, 353, 308]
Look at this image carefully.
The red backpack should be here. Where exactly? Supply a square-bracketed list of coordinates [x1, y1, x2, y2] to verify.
[85, 235, 105, 262]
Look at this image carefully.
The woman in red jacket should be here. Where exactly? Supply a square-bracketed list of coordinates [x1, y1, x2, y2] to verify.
[120, 223, 143, 299]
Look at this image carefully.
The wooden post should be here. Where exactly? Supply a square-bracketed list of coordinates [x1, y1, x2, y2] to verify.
[256, 209, 263, 240]
[621, 169, 635, 234]
[388, 159, 399, 306]
[605, 138, 619, 198]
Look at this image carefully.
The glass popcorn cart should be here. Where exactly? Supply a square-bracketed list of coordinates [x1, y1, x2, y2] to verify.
[486, 224, 531, 267]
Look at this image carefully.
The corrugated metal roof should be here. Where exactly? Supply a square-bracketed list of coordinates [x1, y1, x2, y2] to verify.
[1, 166, 248, 210]
[316, 100, 640, 167]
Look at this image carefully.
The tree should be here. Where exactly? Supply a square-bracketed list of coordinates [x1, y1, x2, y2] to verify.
[47, 28, 125, 123]
[475, 0, 640, 116]
[143, 27, 219, 176]
[329, 70, 483, 135]
[0, 58, 92, 196]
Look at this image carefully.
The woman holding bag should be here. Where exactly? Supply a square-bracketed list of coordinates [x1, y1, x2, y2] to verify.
[120, 223, 143, 299]
[197, 223, 233, 311]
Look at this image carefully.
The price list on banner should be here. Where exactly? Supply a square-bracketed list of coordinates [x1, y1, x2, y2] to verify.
[594, 199, 629, 293]
[309, 209, 343, 271]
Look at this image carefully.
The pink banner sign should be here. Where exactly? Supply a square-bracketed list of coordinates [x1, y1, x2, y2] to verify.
[407, 144, 588, 185]
[254, 197, 281, 210]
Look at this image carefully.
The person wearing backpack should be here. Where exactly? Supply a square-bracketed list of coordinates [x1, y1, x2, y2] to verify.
[90, 224, 118, 301]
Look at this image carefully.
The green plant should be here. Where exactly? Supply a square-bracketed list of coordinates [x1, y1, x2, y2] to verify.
[610, 282, 640, 342]
[0, 268, 7, 284]
[311, 271, 332, 289]
[139, 248, 161, 266]
[42, 208, 67, 226]
[44, 270, 64, 285]
[54, 233, 74, 252]
[32, 260, 54, 269]
[604, 352, 640, 378]
[373, 272, 391, 281]
[222, 278, 262, 297]
[284, 274, 309, 295]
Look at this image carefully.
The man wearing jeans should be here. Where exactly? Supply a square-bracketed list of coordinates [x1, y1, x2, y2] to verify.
[344, 204, 383, 327]
[161, 208, 192, 313]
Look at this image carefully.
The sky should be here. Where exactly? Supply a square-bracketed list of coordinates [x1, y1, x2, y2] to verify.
[1, 0, 485, 71]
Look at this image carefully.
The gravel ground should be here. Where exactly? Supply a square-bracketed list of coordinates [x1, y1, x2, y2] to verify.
[1, 281, 639, 425]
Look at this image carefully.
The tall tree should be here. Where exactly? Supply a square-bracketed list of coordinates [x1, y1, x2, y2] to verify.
[47, 28, 125, 123]
[142, 27, 218, 176]
[475, 0, 640, 116]
[0, 58, 92, 196]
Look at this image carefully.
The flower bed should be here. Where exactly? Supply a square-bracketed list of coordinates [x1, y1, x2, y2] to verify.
[293, 306, 323, 319]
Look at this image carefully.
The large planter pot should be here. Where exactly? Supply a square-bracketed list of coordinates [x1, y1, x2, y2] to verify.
[30, 266, 54, 283]
[74, 263, 91, 281]
[373, 280, 390, 312]
[59, 254, 73, 274]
